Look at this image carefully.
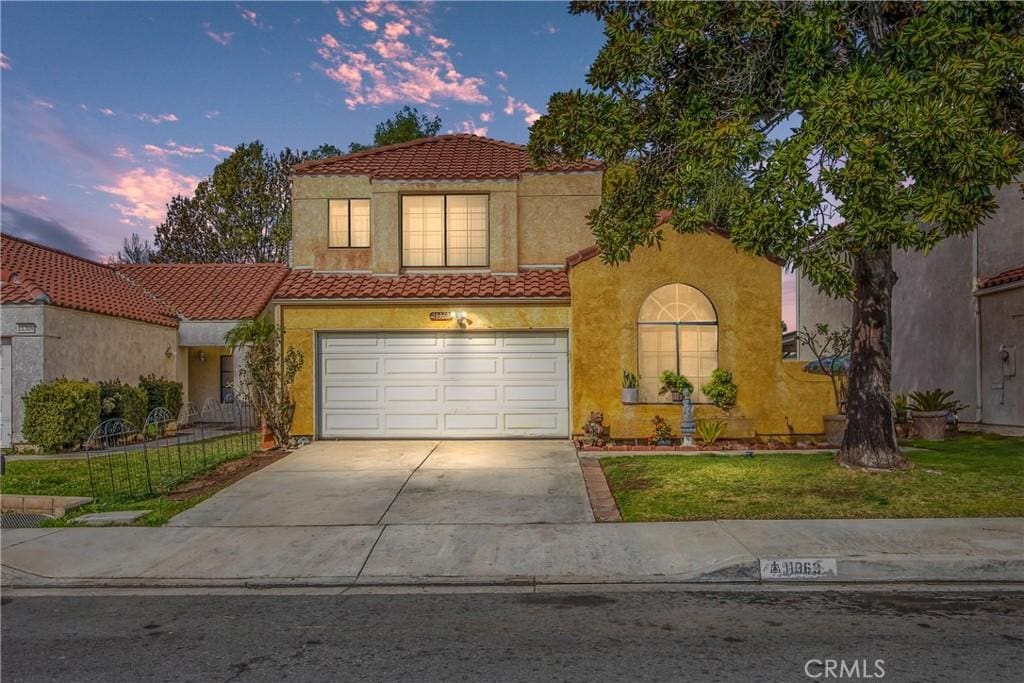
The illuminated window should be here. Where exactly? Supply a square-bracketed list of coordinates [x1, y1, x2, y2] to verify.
[637, 284, 718, 402]
[402, 195, 488, 267]
[328, 199, 371, 248]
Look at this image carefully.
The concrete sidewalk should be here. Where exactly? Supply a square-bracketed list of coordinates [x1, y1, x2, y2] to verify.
[2, 518, 1021, 588]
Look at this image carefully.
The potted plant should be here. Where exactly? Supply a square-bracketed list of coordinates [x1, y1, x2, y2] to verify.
[908, 389, 967, 441]
[650, 415, 674, 446]
[797, 324, 851, 447]
[701, 369, 737, 412]
[622, 371, 640, 404]
[659, 371, 693, 403]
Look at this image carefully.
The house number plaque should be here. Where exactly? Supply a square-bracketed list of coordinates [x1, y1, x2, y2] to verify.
[429, 312, 453, 321]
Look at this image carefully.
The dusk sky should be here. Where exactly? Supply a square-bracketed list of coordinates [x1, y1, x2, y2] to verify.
[1, 1, 795, 327]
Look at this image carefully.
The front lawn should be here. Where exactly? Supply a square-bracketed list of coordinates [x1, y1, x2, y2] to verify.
[1, 431, 260, 526]
[600, 433, 1024, 521]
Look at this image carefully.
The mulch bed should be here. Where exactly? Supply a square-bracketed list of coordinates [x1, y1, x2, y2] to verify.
[576, 438, 831, 452]
[167, 448, 290, 500]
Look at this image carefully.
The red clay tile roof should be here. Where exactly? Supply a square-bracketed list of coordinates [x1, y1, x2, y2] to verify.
[274, 269, 570, 300]
[291, 134, 602, 180]
[977, 264, 1024, 290]
[1, 234, 179, 327]
[117, 263, 288, 320]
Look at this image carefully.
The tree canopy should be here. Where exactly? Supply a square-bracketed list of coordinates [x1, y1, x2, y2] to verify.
[348, 105, 443, 152]
[530, 1, 1023, 297]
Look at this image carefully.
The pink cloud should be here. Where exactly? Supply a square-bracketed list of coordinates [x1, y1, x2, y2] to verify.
[205, 110, 221, 119]
[504, 96, 541, 126]
[237, 5, 258, 27]
[213, 144, 235, 154]
[33, 99, 56, 110]
[455, 120, 488, 137]
[495, 69, 507, 80]
[335, 8, 347, 25]
[0, 53, 11, 70]
[113, 146, 134, 160]
[316, 4, 486, 109]
[99, 107, 115, 116]
[202, 23, 235, 46]
[96, 167, 200, 225]
[479, 112, 492, 123]
[136, 112, 179, 125]
[143, 141, 206, 159]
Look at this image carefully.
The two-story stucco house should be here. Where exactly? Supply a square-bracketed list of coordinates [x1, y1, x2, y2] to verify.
[273, 134, 831, 440]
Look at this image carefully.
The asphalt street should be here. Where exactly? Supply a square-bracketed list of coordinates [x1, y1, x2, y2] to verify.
[2, 589, 1022, 682]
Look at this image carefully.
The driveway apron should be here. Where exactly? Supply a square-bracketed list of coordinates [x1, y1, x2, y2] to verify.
[168, 440, 592, 527]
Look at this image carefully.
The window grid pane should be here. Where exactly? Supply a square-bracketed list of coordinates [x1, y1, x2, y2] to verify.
[402, 196, 444, 266]
[638, 325, 678, 403]
[445, 195, 488, 266]
[328, 200, 349, 247]
[349, 199, 370, 247]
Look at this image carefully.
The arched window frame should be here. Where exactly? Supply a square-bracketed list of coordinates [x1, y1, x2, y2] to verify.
[636, 283, 719, 403]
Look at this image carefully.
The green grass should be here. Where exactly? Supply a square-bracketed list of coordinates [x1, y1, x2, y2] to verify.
[1, 431, 257, 526]
[600, 433, 1024, 521]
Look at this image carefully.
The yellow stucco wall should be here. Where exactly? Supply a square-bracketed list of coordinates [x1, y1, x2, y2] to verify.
[186, 346, 232, 409]
[569, 232, 833, 439]
[518, 173, 603, 266]
[281, 303, 571, 436]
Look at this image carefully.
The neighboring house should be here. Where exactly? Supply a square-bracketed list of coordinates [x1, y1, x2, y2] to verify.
[273, 134, 832, 440]
[0, 235, 286, 447]
[795, 182, 1024, 431]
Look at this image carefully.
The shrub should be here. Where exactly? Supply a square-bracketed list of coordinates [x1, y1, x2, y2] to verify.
[22, 379, 101, 452]
[701, 369, 738, 412]
[622, 370, 640, 389]
[908, 389, 967, 413]
[695, 419, 728, 445]
[138, 375, 183, 418]
[99, 380, 149, 429]
[650, 415, 674, 444]
[658, 371, 693, 397]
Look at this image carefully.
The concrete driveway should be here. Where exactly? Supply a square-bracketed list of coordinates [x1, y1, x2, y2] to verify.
[168, 440, 592, 527]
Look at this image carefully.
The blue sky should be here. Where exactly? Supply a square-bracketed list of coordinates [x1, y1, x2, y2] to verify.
[1, 1, 604, 259]
[1, 1, 796, 327]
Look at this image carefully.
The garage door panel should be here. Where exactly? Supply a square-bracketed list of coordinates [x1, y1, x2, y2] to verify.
[384, 385, 439, 402]
[384, 356, 439, 375]
[385, 413, 440, 431]
[325, 385, 380, 403]
[323, 412, 381, 431]
[324, 357, 380, 376]
[320, 331, 568, 438]
[444, 413, 500, 431]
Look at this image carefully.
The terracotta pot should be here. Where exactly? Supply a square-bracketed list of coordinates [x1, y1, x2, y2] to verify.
[621, 388, 639, 404]
[823, 414, 847, 447]
[913, 410, 948, 440]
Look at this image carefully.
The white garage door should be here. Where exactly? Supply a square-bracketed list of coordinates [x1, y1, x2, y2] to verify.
[319, 331, 569, 438]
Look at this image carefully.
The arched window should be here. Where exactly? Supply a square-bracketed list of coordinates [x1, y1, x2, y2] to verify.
[637, 284, 718, 402]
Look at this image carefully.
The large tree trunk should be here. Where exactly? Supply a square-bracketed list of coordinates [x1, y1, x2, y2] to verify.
[836, 249, 911, 470]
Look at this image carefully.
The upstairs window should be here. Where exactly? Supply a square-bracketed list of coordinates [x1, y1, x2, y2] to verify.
[329, 199, 371, 248]
[402, 195, 488, 267]
[637, 283, 719, 402]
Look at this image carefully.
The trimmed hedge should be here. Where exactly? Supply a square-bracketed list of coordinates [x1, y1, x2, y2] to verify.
[22, 379, 101, 452]
[99, 380, 149, 430]
[139, 374, 184, 418]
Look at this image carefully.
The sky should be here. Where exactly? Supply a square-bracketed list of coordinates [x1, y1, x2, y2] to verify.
[0, 0, 796, 328]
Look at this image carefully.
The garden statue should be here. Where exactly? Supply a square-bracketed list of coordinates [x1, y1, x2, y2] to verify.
[582, 411, 610, 447]
[680, 389, 695, 447]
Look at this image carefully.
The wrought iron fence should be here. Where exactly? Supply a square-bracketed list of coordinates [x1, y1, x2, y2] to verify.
[84, 399, 259, 501]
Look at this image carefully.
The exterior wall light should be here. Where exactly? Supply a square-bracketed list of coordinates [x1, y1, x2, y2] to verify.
[455, 311, 471, 329]
[198, 350, 207, 362]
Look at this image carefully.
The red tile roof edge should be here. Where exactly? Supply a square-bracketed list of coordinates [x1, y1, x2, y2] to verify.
[977, 264, 1024, 290]
[291, 133, 603, 178]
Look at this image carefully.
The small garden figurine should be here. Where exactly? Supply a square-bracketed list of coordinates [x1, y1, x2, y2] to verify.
[650, 415, 674, 446]
[582, 411, 610, 447]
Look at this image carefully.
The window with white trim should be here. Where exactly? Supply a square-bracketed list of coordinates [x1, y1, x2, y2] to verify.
[402, 194, 488, 267]
[637, 283, 718, 402]
[329, 199, 371, 248]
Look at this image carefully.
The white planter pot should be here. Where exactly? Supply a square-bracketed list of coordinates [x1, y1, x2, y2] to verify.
[621, 388, 639, 404]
